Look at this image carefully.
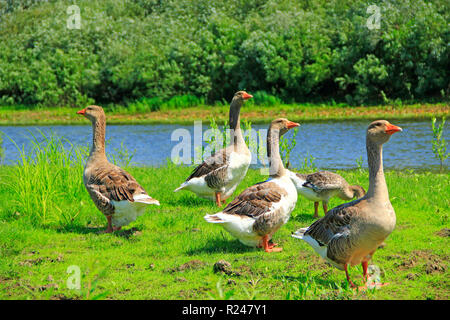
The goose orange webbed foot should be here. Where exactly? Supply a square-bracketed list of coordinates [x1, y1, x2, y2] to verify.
[267, 240, 278, 249]
[98, 215, 118, 234]
[265, 247, 283, 253]
[262, 235, 282, 252]
[361, 282, 390, 290]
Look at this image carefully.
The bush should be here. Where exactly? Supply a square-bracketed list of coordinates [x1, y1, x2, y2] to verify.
[0, 0, 448, 107]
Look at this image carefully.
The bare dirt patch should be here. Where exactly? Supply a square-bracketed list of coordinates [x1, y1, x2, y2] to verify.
[435, 228, 450, 238]
[179, 286, 211, 299]
[19, 254, 64, 267]
[169, 260, 206, 273]
[397, 250, 448, 274]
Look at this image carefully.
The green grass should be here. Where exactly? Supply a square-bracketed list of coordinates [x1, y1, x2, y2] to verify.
[0, 103, 449, 126]
[0, 135, 448, 300]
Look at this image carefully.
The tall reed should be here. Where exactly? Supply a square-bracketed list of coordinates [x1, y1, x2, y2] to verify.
[0, 131, 4, 164]
[7, 130, 89, 226]
[431, 117, 448, 172]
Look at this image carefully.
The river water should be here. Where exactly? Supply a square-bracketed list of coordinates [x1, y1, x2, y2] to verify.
[0, 119, 448, 171]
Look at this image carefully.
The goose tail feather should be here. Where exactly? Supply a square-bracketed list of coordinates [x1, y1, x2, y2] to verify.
[174, 183, 187, 192]
[204, 213, 226, 224]
[292, 227, 309, 239]
[134, 194, 160, 205]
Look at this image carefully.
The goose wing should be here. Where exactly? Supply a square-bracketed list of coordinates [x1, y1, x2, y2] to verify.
[222, 181, 287, 218]
[86, 164, 149, 202]
[303, 199, 363, 264]
[303, 171, 345, 193]
[185, 149, 229, 182]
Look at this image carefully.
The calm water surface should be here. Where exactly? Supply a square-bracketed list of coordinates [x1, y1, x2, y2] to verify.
[1, 120, 448, 171]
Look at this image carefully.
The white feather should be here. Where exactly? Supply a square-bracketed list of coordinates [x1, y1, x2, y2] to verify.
[205, 174, 298, 247]
[111, 194, 159, 227]
[292, 227, 344, 270]
[287, 170, 323, 201]
[204, 212, 260, 246]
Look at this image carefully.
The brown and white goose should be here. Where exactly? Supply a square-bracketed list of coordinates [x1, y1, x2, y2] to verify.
[288, 170, 366, 218]
[174, 91, 253, 206]
[292, 120, 402, 288]
[77, 105, 160, 233]
[205, 118, 300, 252]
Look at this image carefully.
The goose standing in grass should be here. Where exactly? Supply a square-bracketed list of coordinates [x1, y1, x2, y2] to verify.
[205, 118, 299, 252]
[288, 170, 366, 218]
[77, 105, 160, 233]
[174, 91, 253, 206]
[292, 120, 402, 288]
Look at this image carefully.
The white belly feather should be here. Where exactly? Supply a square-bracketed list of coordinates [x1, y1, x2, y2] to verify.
[288, 170, 323, 202]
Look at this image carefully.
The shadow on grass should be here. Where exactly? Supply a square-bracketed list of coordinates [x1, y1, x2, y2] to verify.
[56, 224, 103, 234]
[56, 224, 143, 239]
[166, 194, 215, 208]
[273, 273, 346, 289]
[291, 213, 318, 224]
[186, 237, 257, 255]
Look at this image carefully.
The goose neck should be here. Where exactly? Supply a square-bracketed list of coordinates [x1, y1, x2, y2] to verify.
[229, 99, 245, 149]
[88, 116, 107, 162]
[366, 137, 388, 201]
[267, 128, 285, 178]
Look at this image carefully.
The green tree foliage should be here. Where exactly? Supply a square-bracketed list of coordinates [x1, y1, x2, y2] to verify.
[0, 0, 448, 107]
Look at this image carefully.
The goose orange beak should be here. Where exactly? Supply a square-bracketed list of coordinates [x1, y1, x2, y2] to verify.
[287, 121, 300, 129]
[242, 92, 253, 100]
[385, 124, 402, 135]
[77, 108, 86, 115]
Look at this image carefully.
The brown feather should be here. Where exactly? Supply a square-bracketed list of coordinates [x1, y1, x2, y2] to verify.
[222, 181, 287, 218]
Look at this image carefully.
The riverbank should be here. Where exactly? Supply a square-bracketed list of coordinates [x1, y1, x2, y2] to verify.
[0, 164, 448, 300]
[0, 103, 448, 126]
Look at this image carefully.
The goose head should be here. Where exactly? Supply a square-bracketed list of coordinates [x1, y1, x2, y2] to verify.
[229, 91, 253, 131]
[233, 91, 253, 102]
[270, 118, 300, 136]
[367, 120, 402, 145]
[350, 184, 366, 199]
[77, 105, 105, 122]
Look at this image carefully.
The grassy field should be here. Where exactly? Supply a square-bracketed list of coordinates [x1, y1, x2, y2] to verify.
[0, 151, 448, 300]
[0, 103, 448, 125]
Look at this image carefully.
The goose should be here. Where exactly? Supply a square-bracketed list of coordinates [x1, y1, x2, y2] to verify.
[292, 120, 402, 288]
[288, 170, 366, 218]
[174, 91, 253, 206]
[204, 118, 299, 252]
[77, 105, 160, 233]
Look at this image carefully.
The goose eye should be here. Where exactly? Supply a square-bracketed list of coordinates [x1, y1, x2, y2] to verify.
[370, 122, 381, 129]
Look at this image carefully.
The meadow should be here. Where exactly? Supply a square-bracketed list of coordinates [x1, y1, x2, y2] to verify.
[1, 102, 448, 126]
[1, 0, 448, 301]
[0, 135, 448, 300]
